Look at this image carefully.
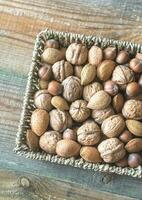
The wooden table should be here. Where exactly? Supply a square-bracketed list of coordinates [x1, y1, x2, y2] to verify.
[1, 1, 142, 199]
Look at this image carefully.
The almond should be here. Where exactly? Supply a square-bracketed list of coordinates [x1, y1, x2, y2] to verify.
[87, 90, 111, 110]
[80, 146, 102, 163]
[51, 96, 69, 110]
[97, 60, 116, 81]
[56, 139, 81, 158]
[31, 109, 49, 136]
[41, 48, 64, 64]
[88, 46, 103, 66]
[126, 120, 142, 137]
[125, 138, 142, 153]
[81, 64, 96, 85]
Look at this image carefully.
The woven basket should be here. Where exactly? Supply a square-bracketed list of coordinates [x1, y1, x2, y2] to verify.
[15, 29, 142, 178]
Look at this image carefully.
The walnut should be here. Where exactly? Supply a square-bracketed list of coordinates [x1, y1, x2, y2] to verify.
[62, 76, 83, 102]
[77, 120, 101, 145]
[112, 65, 134, 89]
[49, 109, 72, 132]
[69, 100, 90, 122]
[66, 43, 88, 65]
[122, 99, 142, 120]
[98, 138, 126, 163]
[39, 131, 62, 154]
[83, 82, 103, 101]
[92, 106, 114, 124]
[101, 115, 125, 138]
[52, 60, 73, 82]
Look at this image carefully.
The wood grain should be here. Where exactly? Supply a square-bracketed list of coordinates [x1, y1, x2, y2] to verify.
[1, 0, 142, 199]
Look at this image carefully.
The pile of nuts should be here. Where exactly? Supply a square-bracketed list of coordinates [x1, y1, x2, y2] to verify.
[26, 38, 142, 168]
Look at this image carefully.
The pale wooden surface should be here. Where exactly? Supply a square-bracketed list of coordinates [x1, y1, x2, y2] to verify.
[1, 0, 142, 199]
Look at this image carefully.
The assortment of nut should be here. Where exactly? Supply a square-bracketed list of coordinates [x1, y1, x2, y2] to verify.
[26, 38, 142, 168]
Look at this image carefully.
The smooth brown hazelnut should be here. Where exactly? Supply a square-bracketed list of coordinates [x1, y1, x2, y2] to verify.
[112, 93, 124, 113]
[116, 50, 129, 64]
[115, 156, 128, 167]
[74, 66, 83, 78]
[119, 130, 133, 143]
[103, 47, 116, 60]
[126, 82, 140, 97]
[104, 80, 119, 96]
[45, 39, 59, 49]
[48, 81, 63, 96]
[63, 128, 77, 141]
[128, 153, 142, 168]
[129, 58, 142, 73]
[39, 80, 48, 89]
[26, 130, 39, 151]
[38, 64, 52, 81]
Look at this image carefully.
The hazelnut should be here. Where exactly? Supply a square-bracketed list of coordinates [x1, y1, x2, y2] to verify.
[116, 50, 129, 64]
[66, 43, 88, 65]
[39, 131, 61, 154]
[69, 100, 90, 122]
[101, 115, 125, 138]
[48, 81, 63, 96]
[104, 80, 119, 96]
[88, 46, 103, 66]
[62, 76, 82, 102]
[45, 39, 59, 49]
[38, 64, 52, 81]
[115, 156, 128, 167]
[52, 60, 73, 82]
[39, 80, 48, 89]
[112, 65, 134, 89]
[26, 130, 39, 151]
[83, 82, 103, 102]
[81, 64, 96, 85]
[112, 93, 124, 113]
[34, 90, 52, 111]
[77, 120, 101, 145]
[74, 66, 83, 78]
[128, 153, 142, 168]
[103, 47, 116, 60]
[126, 82, 140, 97]
[129, 58, 142, 73]
[49, 109, 72, 132]
[98, 138, 126, 163]
[92, 106, 114, 124]
[119, 130, 133, 143]
[63, 128, 77, 141]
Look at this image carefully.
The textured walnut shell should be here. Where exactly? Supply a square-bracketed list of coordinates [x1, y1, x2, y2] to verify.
[52, 60, 73, 82]
[34, 90, 52, 111]
[77, 120, 101, 145]
[101, 115, 125, 138]
[39, 131, 62, 154]
[80, 146, 102, 163]
[122, 99, 142, 120]
[126, 120, 142, 137]
[56, 139, 81, 158]
[112, 65, 134, 89]
[66, 43, 88, 65]
[31, 109, 49, 136]
[49, 109, 72, 132]
[69, 100, 90, 122]
[87, 90, 111, 110]
[41, 48, 64, 64]
[26, 130, 39, 151]
[62, 76, 82, 102]
[88, 46, 103, 66]
[125, 138, 142, 153]
[81, 64, 96, 85]
[92, 106, 114, 124]
[98, 138, 126, 163]
[83, 82, 103, 102]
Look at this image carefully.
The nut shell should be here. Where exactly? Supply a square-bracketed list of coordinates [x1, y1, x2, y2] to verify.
[116, 50, 129, 64]
[126, 119, 142, 137]
[103, 47, 116, 60]
[77, 120, 101, 145]
[51, 96, 69, 110]
[63, 129, 77, 141]
[52, 60, 73, 82]
[45, 39, 59, 49]
[41, 48, 64, 64]
[56, 139, 81, 158]
[31, 109, 49, 136]
[125, 138, 142, 153]
[69, 100, 90, 122]
[98, 138, 126, 163]
[88, 46, 103, 66]
[101, 115, 125, 138]
[26, 130, 39, 151]
[112, 93, 124, 113]
[81, 64, 96, 85]
[74, 66, 83, 78]
[38, 64, 52, 81]
[39, 131, 62, 154]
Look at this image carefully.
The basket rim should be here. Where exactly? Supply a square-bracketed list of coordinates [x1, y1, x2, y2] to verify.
[14, 28, 142, 178]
